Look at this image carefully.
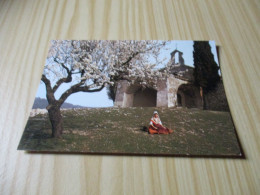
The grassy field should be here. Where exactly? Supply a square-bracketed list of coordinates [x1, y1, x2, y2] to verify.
[18, 107, 243, 157]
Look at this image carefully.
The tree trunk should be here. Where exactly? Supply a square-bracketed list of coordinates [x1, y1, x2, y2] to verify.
[200, 87, 207, 110]
[47, 105, 63, 138]
[204, 93, 209, 110]
[203, 92, 207, 110]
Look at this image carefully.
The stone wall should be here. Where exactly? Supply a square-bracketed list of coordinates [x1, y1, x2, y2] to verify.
[177, 84, 202, 108]
[122, 93, 134, 107]
[133, 88, 157, 107]
[114, 80, 129, 107]
[114, 76, 189, 108]
[156, 79, 168, 107]
[115, 80, 158, 107]
[205, 81, 230, 111]
[167, 75, 187, 107]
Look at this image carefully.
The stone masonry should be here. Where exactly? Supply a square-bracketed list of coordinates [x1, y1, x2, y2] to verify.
[114, 49, 193, 108]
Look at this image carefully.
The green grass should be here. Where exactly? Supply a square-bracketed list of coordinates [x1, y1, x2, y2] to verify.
[18, 107, 242, 157]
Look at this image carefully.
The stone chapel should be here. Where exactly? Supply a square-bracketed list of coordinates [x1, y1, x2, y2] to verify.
[113, 49, 203, 108]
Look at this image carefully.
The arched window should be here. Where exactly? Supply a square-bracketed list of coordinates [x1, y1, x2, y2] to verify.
[175, 52, 179, 64]
[177, 84, 202, 108]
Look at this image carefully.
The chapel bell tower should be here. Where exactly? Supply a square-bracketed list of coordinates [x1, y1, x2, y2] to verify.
[170, 49, 185, 66]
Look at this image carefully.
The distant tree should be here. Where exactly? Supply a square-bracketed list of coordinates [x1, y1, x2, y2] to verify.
[193, 41, 220, 109]
[42, 40, 167, 138]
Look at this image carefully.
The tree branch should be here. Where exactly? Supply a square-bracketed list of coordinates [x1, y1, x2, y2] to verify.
[53, 58, 73, 92]
[58, 82, 105, 106]
[120, 42, 164, 67]
[53, 75, 72, 92]
[121, 52, 139, 66]
[54, 57, 70, 75]
[41, 74, 51, 88]
[41, 74, 56, 105]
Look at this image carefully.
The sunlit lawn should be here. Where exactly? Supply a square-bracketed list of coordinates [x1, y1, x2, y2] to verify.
[18, 107, 242, 157]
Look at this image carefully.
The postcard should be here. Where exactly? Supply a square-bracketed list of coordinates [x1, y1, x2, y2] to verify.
[18, 40, 244, 157]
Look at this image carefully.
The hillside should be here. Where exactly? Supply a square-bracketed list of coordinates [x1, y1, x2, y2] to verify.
[32, 97, 85, 109]
[18, 107, 242, 157]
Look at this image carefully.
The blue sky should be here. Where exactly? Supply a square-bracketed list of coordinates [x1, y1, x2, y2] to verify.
[159, 40, 219, 68]
[35, 41, 219, 107]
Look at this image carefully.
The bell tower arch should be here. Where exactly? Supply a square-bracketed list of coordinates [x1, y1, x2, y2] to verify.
[170, 49, 185, 66]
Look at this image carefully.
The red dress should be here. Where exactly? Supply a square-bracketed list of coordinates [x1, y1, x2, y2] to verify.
[148, 117, 173, 134]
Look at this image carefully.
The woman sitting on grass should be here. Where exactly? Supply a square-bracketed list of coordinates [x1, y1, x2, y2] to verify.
[149, 111, 174, 134]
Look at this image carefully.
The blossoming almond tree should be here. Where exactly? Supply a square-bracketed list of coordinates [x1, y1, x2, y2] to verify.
[42, 40, 167, 138]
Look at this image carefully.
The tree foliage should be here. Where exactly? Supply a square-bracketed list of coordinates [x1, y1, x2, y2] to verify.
[193, 41, 220, 92]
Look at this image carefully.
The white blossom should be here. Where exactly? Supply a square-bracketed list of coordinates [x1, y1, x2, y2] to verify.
[44, 40, 169, 95]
